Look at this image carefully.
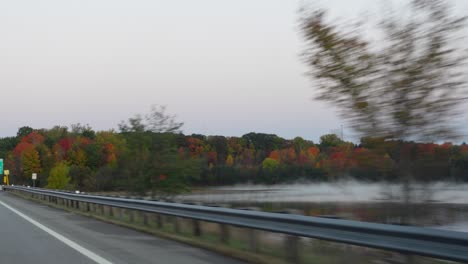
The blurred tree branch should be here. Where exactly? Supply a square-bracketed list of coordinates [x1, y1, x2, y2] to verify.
[300, 0, 468, 142]
[119, 104, 183, 134]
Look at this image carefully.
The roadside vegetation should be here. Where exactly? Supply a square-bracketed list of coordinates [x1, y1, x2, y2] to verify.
[1, 106, 468, 196]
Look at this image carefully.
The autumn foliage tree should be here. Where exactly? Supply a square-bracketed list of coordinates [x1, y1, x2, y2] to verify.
[21, 148, 41, 183]
[2, 110, 468, 194]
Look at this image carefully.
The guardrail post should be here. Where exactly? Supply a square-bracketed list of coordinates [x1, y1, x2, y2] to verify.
[101, 205, 106, 216]
[248, 229, 258, 252]
[156, 214, 163, 228]
[285, 235, 300, 264]
[174, 217, 180, 233]
[219, 224, 229, 243]
[143, 213, 149, 226]
[108, 206, 114, 217]
[136, 211, 143, 224]
[118, 207, 124, 221]
[129, 210, 135, 223]
[86, 202, 90, 212]
[192, 219, 201, 237]
[112, 207, 117, 218]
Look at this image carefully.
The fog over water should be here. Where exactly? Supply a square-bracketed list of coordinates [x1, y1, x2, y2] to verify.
[175, 181, 468, 232]
[178, 181, 468, 204]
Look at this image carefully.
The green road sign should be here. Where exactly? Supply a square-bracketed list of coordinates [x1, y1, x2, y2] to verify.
[0, 159, 3, 175]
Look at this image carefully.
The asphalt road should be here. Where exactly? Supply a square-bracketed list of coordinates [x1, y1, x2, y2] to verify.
[0, 191, 244, 264]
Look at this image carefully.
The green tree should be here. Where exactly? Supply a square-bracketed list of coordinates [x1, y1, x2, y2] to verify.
[46, 162, 71, 189]
[84, 143, 101, 169]
[262, 158, 279, 172]
[71, 123, 96, 139]
[319, 134, 344, 150]
[40, 126, 69, 148]
[293, 137, 306, 153]
[0, 137, 18, 159]
[242, 133, 285, 153]
[150, 152, 202, 196]
[17, 126, 33, 138]
[207, 136, 228, 164]
[36, 144, 54, 178]
[69, 165, 94, 191]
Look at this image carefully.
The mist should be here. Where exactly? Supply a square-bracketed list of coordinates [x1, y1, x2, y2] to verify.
[176, 181, 468, 204]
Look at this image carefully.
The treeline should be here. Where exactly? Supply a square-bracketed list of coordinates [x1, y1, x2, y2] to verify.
[1, 125, 468, 194]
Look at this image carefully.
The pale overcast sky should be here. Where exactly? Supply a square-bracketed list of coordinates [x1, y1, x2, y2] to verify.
[1, 0, 467, 142]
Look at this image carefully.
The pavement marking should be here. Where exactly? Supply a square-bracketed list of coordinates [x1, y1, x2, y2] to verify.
[0, 200, 113, 264]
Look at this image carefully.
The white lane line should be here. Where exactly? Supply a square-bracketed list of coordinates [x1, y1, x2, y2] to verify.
[0, 200, 113, 264]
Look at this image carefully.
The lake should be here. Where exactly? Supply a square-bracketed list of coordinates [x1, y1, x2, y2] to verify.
[175, 181, 468, 231]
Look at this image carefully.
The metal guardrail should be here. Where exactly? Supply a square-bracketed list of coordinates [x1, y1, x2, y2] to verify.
[4, 185, 468, 263]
